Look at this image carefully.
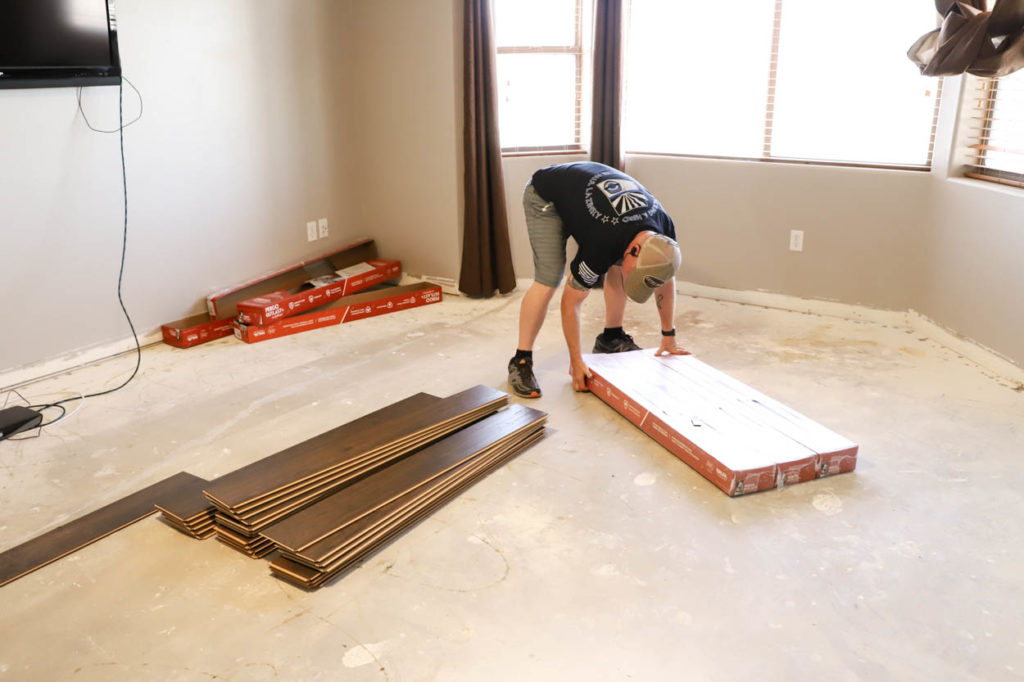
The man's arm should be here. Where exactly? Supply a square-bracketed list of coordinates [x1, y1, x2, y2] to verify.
[654, 279, 690, 356]
[560, 284, 593, 391]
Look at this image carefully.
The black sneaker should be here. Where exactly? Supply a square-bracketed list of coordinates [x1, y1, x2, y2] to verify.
[592, 333, 641, 354]
[507, 356, 542, 398]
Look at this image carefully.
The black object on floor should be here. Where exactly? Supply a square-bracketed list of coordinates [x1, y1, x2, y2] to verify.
[0, 406, 42, 441]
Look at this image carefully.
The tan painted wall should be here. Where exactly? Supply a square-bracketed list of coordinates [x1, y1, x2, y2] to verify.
[345, 0, 463, 283]
[503, 154, 932, 313]
[922, 180, 1024, 365]
[2, 1, 1021, 375]
[0, 0, 358, 373]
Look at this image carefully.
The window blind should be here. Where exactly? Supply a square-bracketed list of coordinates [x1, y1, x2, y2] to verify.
[494, 0, 591, 154]
[964, 72, 1024, 189]
[623, 0, 942, 170]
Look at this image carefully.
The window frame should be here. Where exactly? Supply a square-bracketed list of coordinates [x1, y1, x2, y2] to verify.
[621, 0, 944, 172]
[496, 0, 589, 156]
[964, 75, 1024, 190]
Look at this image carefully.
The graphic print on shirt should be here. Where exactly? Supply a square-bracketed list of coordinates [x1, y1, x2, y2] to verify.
[583, 170, 659, 226]
[596, 178, 648, 216]
[577, 261, 600, 286]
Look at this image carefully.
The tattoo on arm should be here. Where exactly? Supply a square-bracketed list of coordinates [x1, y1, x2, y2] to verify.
[656, 293, 664, 310]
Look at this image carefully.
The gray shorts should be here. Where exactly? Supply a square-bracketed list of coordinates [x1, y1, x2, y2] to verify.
[523, 183, 581, 289]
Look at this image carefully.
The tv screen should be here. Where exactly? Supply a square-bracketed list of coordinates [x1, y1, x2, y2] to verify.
[0, 0, 121, 89]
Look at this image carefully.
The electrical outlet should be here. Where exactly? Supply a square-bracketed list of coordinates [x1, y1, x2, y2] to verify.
[306, 221, 318, 242]
[318, 218, 329, 239]
[789, 230, 804, 252]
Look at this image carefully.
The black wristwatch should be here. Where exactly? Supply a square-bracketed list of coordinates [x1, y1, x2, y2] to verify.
[661, 328, 676, 337]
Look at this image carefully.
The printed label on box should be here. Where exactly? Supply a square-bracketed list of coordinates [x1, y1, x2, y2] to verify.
[335, 262, 377, 279]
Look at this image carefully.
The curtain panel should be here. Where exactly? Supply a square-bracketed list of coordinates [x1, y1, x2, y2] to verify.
[459, 0, 516, 298]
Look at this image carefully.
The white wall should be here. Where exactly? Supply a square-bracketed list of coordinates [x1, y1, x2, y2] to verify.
[0, 0, 357, 374]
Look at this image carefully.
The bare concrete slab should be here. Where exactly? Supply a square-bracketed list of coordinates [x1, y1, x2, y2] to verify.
[1, 288, 1021, 681]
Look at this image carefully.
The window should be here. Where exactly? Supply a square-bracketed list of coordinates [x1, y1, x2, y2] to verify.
[493, 0, 592, 153]
[964, 72, 1024, 189]
[622, 0, 942, 168]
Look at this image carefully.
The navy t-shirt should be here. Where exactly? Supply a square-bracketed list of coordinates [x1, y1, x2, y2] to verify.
[531, 162, 676, 289]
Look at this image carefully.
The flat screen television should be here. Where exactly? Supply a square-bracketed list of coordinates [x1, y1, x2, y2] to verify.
[0, 0, 121, 89]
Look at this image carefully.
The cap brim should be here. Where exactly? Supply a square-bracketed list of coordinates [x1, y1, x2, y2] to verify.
[624, 271, 656, 303]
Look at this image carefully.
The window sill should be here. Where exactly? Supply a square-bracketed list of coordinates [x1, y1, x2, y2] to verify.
[501, 149, 589, 158]
[624, 150, 932, 173]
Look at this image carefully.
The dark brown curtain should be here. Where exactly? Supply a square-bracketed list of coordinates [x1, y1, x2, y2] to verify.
[591, 0, 625, 170]
[909, 0, 1024, 77]
[459, 0, 516, 298]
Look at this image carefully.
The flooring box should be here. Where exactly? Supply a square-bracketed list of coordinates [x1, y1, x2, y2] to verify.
[232, 282, 442, 344]
[205, 237, 395, 322]
[163, 238, 392, 349]
[236, 256, 403, 325]
[161, 314, 235, 349]
[584, 351, 858, 497]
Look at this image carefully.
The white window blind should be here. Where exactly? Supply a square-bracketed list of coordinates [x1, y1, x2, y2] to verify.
[965, 72, 1024, 189]
[623, 0, 942, 169]
[493, 0, 592, 153]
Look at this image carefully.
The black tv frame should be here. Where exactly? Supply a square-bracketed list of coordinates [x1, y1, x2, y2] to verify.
[0, 0, 122, 90]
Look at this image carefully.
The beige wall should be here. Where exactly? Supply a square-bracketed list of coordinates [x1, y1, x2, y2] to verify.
[921, 180, 1024, 365]
[0, 0, 359, 373]
[2, 0, 1021, 375]
[346, 0, 463, 283]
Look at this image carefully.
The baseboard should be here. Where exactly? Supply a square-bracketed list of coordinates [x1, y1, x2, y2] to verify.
[674, 281, 908, 327]
[5, 280, 1021, 392]
[907, 310, 1024, 384]
[675, 280, 1024, 385]
[0, 328, 163, 393]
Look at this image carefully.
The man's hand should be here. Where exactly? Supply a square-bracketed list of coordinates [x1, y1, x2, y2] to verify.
[568, 357, 592, 391]
[655, 335, 691, 357]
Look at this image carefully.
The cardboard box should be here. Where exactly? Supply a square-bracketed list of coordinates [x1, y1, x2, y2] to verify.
[235, 257, 401, 325]
[584, 351, 857, 497]
[205, 237, 385, 320]
[162, 238, 393, 349]
[161, 314, 235, 349]
[232, 282, 442, 344]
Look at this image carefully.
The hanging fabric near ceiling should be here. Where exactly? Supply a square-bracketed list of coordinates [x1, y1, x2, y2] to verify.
[591, 0, 625, 170]
[459, 0, 516, 298]
[908, 0, 1024, 77]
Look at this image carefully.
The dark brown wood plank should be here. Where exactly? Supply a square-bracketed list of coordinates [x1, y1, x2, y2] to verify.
[203, 392, 440, 508]
[262, 404, 546, 552]
[204, 387, 509, 510]
[302, 427, 545, 568]
[270, 429, 544, 588]
[0, 472, 208, 588]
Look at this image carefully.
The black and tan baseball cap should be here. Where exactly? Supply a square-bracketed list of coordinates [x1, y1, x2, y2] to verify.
[624, 234, 681, 303]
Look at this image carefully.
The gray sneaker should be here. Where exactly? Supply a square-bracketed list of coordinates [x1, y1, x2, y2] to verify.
[592, 333, 641, 353]
[507, 356, 542, 398]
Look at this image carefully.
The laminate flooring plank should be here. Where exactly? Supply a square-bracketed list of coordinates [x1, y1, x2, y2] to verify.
[269, 431, 543, 589]
[226, 406, 496, 521]
[262, 405, 546, 552]
[205, 386, 506, 509]
[214, 414, 496, 534]
[300, 425, 544, 566]
[302, 428, 545, 569]
[306, 432, 544, 587]
[0, 472, 207, 588]
[203, 392, 440, 508]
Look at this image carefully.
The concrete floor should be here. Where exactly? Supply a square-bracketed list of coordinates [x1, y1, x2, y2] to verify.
[0, 287, 1022, 682]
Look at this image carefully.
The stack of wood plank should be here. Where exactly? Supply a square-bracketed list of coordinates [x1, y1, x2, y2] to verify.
[0, 388, 545, 590]
[263, 403, 547, 588]
[200, 386, 509, 559]
[584, 350, 857, 496]
[155, 485, 216, 539]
